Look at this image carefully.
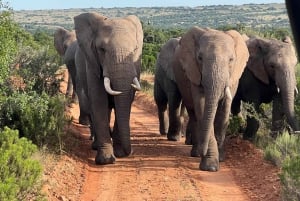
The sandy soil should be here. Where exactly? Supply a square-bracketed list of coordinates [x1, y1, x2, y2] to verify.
[43, 71, 281, 201]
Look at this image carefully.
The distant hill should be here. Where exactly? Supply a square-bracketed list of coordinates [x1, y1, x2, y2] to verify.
[12, 3, 290, 32]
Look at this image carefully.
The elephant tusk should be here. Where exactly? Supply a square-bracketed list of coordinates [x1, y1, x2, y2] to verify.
[131, 77, 141, 91]
[104, 77, 122, 95]
[277, 87, 280, 93]
[225, 87, 232, 100]
[295, 87, 299, 95]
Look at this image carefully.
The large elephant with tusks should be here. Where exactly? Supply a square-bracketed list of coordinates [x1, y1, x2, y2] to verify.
[74, 12, 143, 165]
[173, 27, 249, 171]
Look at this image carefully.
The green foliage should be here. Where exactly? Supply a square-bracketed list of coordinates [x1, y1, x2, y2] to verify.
[0, 5, 17, 88]
[227, 115, 245, 136]
[17, 46, 61, 95]
[142, 25, 185, 74]
[0, 91, 68, 151]
[280, 156, 300, 201]
[264, 132, 300, 166]
[0, 127, 44, 201]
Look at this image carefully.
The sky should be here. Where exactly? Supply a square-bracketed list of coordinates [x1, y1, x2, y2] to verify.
[7, 0, 285, 11]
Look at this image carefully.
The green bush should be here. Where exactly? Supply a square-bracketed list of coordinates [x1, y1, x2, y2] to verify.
[0, 91, 68, 151]
[280, 156, 300, 201]
[0, 127, 44, 201]
[264, 132, 300, 166]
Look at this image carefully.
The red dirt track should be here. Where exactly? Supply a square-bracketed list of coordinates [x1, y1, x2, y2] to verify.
[43, 70, 281, 201]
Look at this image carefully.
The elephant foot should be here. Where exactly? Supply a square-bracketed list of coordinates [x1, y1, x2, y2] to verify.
[95, 144, 116, 165]
[167, 133, 180, 141]
[113, 142, 132, 158]
[190, 145, 200, 157]
[159, 130, 167, 135]
[199, 156, 219, 172]
[242, 134, 255, 142]
[79, 115, 90, 126]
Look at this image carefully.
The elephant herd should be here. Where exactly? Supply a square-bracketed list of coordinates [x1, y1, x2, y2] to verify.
[54, 11, 299, 172]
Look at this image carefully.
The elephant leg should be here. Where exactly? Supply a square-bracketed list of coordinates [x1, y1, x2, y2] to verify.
[190, 91, 205, 157]
[87, 73, 115, 165]
[214, 98, 231, 162]
[66, 75, 73, 98]
[271, 95, 285, 138]
[243, 102, 260, 141]
[244, 116, 259, 141]
[188, 111, 201, 157]
[79, 109, 91, 126]
[179, 104, 186, 137]
[199, 132, 219, 172]
[184, 117, 193, 145]
[166, 91, 182, 141]
[154, 82, 169, 135]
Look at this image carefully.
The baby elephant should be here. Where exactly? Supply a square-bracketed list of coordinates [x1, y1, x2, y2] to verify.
[154, 38, 187, 142]
[231, 36, 299, 140]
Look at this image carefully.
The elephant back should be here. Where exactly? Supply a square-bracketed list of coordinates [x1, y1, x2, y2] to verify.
[156, 38, 180, 81]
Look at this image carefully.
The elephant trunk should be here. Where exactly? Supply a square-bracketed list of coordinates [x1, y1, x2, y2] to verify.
[277, 71, 299, 131]
[200, 92, 219, 156]
[200, 60, 230, 156]
[113, 91, 133, 155]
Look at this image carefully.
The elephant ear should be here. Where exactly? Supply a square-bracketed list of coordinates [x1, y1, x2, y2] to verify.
[246, 37, 270, 85]
[54, 28, 69, 56]
[158, 38, 180, 81]
[179, 26, 207, 85]
[225, 30, 250, 88]
[74, 12, 108, 75]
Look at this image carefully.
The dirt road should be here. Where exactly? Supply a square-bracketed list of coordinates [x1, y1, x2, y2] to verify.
[44, 70, 281, 201]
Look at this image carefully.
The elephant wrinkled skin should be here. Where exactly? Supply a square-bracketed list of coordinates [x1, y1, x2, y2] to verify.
[74, 12, 143, 165]
[154, 38, 187, 142]
[54, 28, 90, 125]
[173, 27, 249, 171]
[54, 28, 78, 102]
[231, 36, 299, 140]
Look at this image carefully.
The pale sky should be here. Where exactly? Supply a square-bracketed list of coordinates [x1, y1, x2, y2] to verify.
[7, 0, 284, 10]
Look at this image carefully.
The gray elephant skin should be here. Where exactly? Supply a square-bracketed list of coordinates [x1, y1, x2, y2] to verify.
[54, 28, 90, 125]
[231, 36, 299, 140]
[173, 27, 249, 171]
[54, 28, 77, 102]
[74, 12, 143, 165]
[154, 38, 187, 142]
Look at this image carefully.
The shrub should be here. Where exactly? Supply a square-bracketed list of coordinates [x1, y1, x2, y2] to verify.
[16, 46, 62, 96]
[264, 132, 300, 166]
[0, 127, 44, 201]
[280, 156, 300, 201]
[0, 91, 68, 151]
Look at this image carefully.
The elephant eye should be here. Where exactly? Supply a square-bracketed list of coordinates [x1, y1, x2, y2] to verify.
[198, 55, 202, 62]
[229, 57, 234, 63]
[269, 63, 276, 69]
[98, 47, 105, 53]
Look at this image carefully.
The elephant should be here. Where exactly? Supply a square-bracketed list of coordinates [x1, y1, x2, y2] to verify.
[231, 36, 299, 140]
[154, 37, 188, 142]
[286, 0, 300, 56]
[74, 12, 143, 165]
[172, 26, 249, 171]
[54, 27, 90, 125]
[54, 28, 78, 102]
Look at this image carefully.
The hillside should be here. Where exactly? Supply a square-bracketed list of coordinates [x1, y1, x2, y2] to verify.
[13, 3, 290, 32]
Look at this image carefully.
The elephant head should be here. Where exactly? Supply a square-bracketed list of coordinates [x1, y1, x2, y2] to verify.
[54, 28, 76, 56]
[174, 27, 249, 170]
[74, 12, 143, 164]
[246, 36, 299, 131]
[74, 13, 142, 94]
